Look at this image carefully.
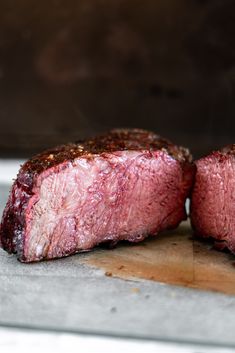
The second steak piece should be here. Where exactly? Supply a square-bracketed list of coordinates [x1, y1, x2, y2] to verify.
[0, 129, 194, 262]
[191, 145, 235, 254]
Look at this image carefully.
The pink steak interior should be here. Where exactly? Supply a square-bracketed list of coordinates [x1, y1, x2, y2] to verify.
[24, 150, 187, 261]
[191, 154, 235, 251]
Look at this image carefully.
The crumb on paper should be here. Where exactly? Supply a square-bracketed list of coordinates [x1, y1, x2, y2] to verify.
[105, 271, 112, 277]
[118, 265, 124, 270]
[131, 287, 140, 293]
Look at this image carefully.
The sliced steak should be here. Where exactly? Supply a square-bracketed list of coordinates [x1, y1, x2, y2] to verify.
[191, 145, 235, 253]
[0, 129, 194, 262]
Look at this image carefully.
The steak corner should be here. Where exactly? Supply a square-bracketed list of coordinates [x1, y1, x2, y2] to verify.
[0, 129, 194, 262]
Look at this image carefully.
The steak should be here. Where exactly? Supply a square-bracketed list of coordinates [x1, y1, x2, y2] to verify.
[191, 145, 235, 253]
[0, 129, 194, 262]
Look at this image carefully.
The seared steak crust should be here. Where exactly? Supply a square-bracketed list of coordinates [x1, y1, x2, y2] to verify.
[17, 128, 192, 186]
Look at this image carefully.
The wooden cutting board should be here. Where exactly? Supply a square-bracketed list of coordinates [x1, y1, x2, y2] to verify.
[80, 221, 235, 295]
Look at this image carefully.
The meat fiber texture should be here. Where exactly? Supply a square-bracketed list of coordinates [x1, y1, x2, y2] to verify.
[0, 129, 194, 262]
[191, 145, 235, 254]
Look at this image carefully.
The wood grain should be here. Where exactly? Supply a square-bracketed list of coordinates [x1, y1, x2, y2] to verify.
[80, 221, 235, 295]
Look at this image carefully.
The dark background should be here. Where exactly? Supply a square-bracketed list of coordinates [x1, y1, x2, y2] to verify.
[0, 0, 235, 158]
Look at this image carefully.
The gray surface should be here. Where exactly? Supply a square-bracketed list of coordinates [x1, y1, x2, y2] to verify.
[0, 184, 10, 216]
[1, 183, 235, 348]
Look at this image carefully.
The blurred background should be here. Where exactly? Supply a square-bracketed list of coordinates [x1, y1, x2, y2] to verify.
[0, 0, 235, 158]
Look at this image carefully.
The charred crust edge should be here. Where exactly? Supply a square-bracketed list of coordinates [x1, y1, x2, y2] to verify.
[19, 128, 192, 186]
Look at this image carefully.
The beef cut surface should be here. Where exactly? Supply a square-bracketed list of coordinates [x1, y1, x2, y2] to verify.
[0, 129, 194, 262]
[191, 145, 235, 254]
